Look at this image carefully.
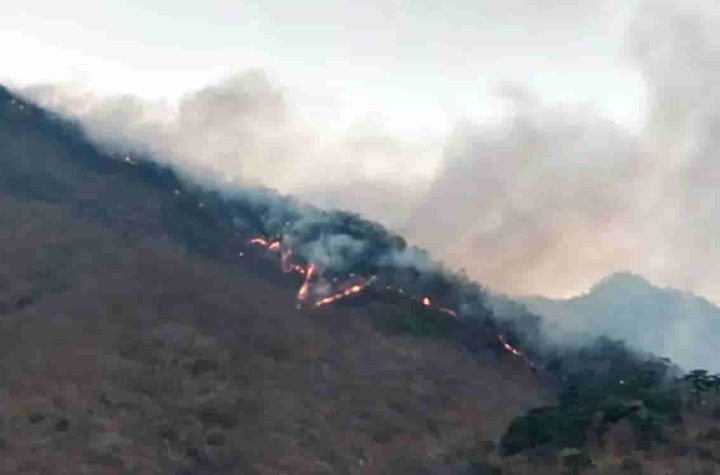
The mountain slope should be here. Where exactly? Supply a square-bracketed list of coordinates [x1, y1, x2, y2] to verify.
[522, 272, 720, 371]
[0, 85, 547, 474]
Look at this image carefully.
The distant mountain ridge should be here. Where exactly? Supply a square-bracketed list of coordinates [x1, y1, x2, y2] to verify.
[521, 271, 720, 371]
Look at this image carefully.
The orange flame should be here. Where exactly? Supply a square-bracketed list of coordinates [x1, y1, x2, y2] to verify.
[314, 276, 376, 308]
[418, 296, 457, 318]
[297, 264, 317, 302]
[249, 237, 282, 251]
[250, 235, 458, 317]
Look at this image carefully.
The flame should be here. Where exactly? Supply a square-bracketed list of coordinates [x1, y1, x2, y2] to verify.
[250, 235, 375, 308]
[251, 237, 304, 274]
[250, 236, 318, 303]
[250, 237, 282, 251]
[249, 237, 271, 246]
[249, 235, 535, 371]
[497, 334, 538, 370]
[297, 264, 317, 302]
[314, 276, 376, 308]
[419, 295, 457, 318]
[498, 335, 523, 357]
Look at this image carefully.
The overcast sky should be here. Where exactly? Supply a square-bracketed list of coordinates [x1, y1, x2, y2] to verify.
[1, 0, 644, 137]
[5, 0, 720, 304]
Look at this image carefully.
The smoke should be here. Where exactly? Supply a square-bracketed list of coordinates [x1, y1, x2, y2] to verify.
[405, 93, 641, 297]
[21, 71, 429, 233]
[17, 0, 720, 309]
[629, 0, 720, 300]
[407, 0, 720, 304]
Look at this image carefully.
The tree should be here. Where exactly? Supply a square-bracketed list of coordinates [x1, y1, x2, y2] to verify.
[683, 370, 712, 406]
[707, 374, 720, 409]
[559, 447, 593, 475]
[710, 374, 720, 397]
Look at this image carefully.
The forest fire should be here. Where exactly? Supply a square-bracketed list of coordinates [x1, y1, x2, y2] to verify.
[296, 263, 317, 302]
[249, 237, 373, 308]
[249, 235, 535, 367]
[498, 334, 538, 370]
[420, 296, 458, 318]
[498, 335, 523, 357]
[314, 276, 377, 308]
[249, 237, 279, 249]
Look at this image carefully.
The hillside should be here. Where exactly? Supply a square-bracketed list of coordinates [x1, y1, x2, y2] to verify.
[6, 84, 720, 475]
[522, 272, 720, 371]
[0, 86, 548, 474]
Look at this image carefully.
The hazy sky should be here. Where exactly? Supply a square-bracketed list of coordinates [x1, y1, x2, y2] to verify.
[6, 1, 720, 304]
[1, 0, 644, 137]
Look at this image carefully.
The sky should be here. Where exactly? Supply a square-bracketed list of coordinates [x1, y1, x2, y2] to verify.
[1, 0, 645, 137]
[4, 0, 720, 304]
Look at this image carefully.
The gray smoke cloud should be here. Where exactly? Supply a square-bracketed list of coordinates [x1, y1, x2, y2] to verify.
[22, 71, 427, 232]
[18, 0, 720, 309]
[404, 92, 640, 297]
[406, 0, 720, 303]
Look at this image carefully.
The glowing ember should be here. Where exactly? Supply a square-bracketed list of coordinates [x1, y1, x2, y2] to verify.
[249, 235, 537, 372]
[297, 264, 317, 302]
[417, 295, 457, 318]
[249, 237, 282, 250]
[437, 307, 458, 318]
[314, 276, 376, 308]
[250, 235, 458, 318]
[498, 335, 523, 357]
[497, 334, 538, 371]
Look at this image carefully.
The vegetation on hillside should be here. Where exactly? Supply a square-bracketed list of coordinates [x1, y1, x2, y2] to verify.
[4, 84, 720, 474]
[492, 342, 720, 474]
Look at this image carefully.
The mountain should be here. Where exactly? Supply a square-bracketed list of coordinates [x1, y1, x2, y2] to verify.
[522, 271, 720, 371]
[7, 84, 720, 474]
[0, 85, 549, 473]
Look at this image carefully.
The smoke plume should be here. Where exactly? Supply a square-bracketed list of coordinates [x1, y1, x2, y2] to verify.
[18, 0, 720, 309]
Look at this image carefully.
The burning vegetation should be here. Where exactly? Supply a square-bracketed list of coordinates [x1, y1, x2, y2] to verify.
[248, 234, 536, 366]
[4, 85, 720, 474]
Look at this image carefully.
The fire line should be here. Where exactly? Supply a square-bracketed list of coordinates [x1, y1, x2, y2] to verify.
[249, 236, 537, 368]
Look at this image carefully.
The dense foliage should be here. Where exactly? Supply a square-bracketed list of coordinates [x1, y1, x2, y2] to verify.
[501, 338, 682, 456]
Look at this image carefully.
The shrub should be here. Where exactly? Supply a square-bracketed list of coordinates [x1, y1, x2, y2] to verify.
[466, 459, 501, 475]
[700, 427, 720, 441]
[619, 456, 643, 474]
[501, 406, 592, 455]
[560, 448, 593, 475]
